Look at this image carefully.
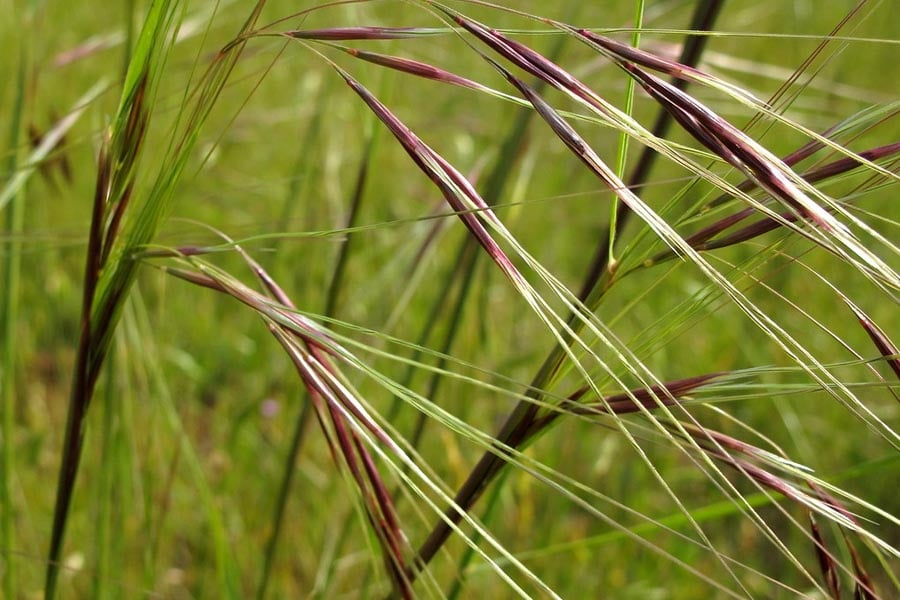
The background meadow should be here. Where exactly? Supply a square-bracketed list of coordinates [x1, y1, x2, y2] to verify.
[1, 0, 898, 597]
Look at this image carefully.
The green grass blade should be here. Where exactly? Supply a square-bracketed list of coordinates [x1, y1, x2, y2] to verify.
[44, 1, 179, 596]
[0, 31, 28, 600]
[608, 0, 644, 267]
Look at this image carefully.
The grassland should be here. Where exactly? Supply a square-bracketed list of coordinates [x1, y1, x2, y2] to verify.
[1, 0, 898, 598]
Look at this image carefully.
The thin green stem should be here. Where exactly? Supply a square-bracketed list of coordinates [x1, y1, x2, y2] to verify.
[324, 126, 378, 317]
[577, 0, 726, 303]
[608, 0, 645, 270]
[274, 77, 335, 255]
[1, 33, 28, 600]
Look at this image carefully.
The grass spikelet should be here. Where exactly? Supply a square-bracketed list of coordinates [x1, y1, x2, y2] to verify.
[311, 9, 899, 589]
[572, 372, 724, 417]
[285, 26, 431, 41]
[339, 47, 490, 92]
[43, 4, 173, 593]
[625, 62, 838, 230]
[843, 532, 880, 600]
[333, 66, 525, 284]
[642, 140, 900, 265]
[842, 297, 900, 383]
[528, 372, 724, 438]
[160, 250, 426, 596]
[810, 515, 842, 599]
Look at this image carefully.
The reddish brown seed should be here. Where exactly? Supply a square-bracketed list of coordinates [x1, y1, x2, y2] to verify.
[810, 517, 841, 599]
[845, 300, 900, 381]
[285, 26, 424, 40]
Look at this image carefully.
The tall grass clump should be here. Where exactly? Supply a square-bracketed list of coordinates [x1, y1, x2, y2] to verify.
[1, 0, 897, 597]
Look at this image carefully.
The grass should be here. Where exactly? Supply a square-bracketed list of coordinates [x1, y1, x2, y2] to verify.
[1, 0, 898, 597]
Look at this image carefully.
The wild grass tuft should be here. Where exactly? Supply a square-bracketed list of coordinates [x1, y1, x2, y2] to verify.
[1, 0, 897, 597]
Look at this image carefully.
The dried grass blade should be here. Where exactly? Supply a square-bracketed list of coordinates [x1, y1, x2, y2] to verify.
[28, 116, 73, 187]
[0, 81, 106, 214]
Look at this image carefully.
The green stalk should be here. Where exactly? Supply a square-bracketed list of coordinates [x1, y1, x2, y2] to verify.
[90, 18, 141, 598]
[1, 34, 28, 600]
[122, 0, 136, 80]
[324, 126, 378, 318]
[608, 0, 645, 270]
[274, 76, 335, 257]
[402, 0, 581, 459]
[577, 0, 726, 303]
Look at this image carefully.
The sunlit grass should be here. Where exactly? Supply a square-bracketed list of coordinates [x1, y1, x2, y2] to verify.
[1, 0, 897, 597]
